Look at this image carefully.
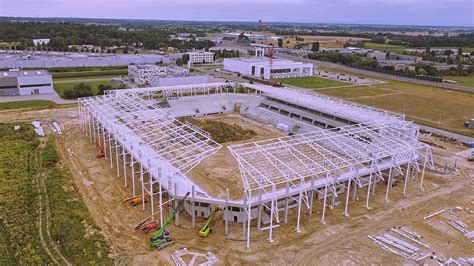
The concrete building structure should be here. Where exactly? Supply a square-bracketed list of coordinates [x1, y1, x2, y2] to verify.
[0, 51, 169, 69]
[128, 64, 208, 86]
[187, 52, 215, 65]
[32, 38, 50, 46]
[320, 47, 370, 55]
[224, 57, 313, 80]
[367, 51, 388, 61]
[0, 69, 53, 96]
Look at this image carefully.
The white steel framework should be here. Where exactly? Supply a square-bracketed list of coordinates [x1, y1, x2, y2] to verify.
[79, 82, 434, 251]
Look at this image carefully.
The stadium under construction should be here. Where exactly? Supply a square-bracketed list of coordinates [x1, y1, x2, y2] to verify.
[77, 82, 434, 250]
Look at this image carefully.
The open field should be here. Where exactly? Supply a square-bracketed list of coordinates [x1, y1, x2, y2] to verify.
[0, 100, 57, 110]
[315, 81, 474, 137]
[444, 75, 474, 88]
[54, 80, 113, 98]
[0, 122, 110, 264]
[363, 42, 408, 53]
[0, 105, 472, 264]
[257, 35, 369, 49]
[279, 76, 348, 89]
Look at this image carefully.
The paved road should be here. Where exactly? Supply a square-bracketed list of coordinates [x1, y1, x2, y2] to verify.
[277, 53, 474, 93]
[53, 77, 113, 84]
[417, 124, 474, 144]
[0, 92, 75, 104]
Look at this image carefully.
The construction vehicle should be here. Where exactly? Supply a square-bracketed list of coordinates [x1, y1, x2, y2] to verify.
[198, 208, 220, 237]
[96, 141, 105, 158]
[123, 194, 149, 206]
[149, 192, 190, 250]
[140, 221, 160, 234]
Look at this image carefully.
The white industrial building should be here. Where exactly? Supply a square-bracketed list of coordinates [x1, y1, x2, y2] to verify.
[224, 57, 313, 80]
[0, 51, 170, 69]
[128, 64, 208, 86]
[187, 52, 214, 65]
[32, 38, 50, 46]
[0, 69, 54, 96]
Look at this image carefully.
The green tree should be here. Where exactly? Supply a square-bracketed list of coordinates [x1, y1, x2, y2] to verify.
[182, 53, 190, 64]
[97, 84, 113, 95]
[176, 58, 183, 66]
[311, 42, 320, 52]
[417, 68, 428, 76]
[277, 38, 283, 48]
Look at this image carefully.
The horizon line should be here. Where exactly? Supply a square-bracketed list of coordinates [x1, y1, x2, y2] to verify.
[1, 15, 473, 29]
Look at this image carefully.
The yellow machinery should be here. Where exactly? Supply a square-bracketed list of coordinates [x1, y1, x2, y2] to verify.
[198, 209, 220, 237]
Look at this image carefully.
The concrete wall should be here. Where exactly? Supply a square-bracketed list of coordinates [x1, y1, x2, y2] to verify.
[17, 75, 54, 95]
[0, 76, 19, 96]
[223, 58, 252, 76]
[151, 75, 208, 87]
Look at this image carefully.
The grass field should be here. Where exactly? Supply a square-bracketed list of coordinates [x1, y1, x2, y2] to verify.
[279, 76, 348, 89]
[256, 35, 369, 49]
[316, 81, 474, 137]
[363, 42, 408, 53]
[52, 69, 127, 79]
[443, 75, 474, 88]
[54, 80, 113, 98]
[0, 100, 57, 110]
[0, 124, 111, 264]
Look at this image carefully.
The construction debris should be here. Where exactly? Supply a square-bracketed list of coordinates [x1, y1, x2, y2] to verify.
[31, 120, 45, 137]
[424, 209, 446, 220]
[170, 248, 218, 266]
[50, 121, 62, 135]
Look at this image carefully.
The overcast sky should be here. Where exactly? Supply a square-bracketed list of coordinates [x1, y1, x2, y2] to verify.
[0, 0, 473, 27]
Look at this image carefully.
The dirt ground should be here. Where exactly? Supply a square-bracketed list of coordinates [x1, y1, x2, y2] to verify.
[188, 113, 285, 199]
[1, 107, 473, 265]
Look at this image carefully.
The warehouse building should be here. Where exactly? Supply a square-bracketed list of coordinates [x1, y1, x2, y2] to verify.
[0, 52, 170, 69]
[0, 69, 54, 96]
[224, 57, 313, 80]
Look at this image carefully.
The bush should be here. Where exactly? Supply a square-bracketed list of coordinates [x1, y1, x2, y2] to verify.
[41, 140, 59, 168]
[62, 83, 93, 99]
[179, 117, 257, 143]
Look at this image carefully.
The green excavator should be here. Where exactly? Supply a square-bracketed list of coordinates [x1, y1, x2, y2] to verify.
[149, 192, 190, 250]
[199, 208, 221, 237]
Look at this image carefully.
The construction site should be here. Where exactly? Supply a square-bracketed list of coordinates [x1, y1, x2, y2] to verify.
[75, 80, 461, 253]
[1, 79, 472, 264]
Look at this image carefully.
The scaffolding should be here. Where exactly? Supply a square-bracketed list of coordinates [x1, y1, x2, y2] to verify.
[79, 83, 434, 251]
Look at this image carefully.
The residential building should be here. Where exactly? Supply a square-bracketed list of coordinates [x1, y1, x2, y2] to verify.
[0, 69, 53, 96]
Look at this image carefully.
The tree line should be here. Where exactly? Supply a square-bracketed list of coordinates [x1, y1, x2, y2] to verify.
[0, 22, 214, 51]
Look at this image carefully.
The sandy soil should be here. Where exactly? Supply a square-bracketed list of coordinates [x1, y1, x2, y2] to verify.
[188, 113, 286, 199]
[1, 107, 473, 265]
